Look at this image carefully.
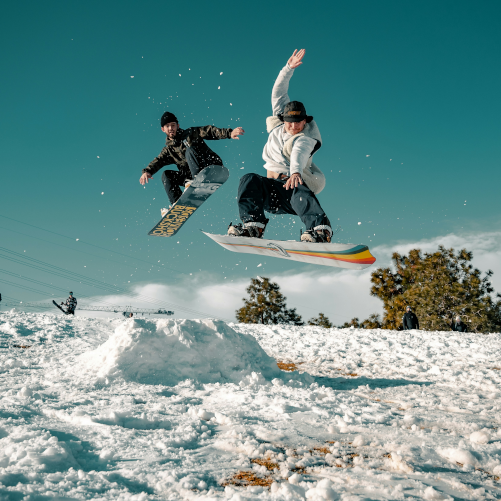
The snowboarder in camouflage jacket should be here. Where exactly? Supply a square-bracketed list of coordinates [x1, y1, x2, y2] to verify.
[62, 292, 77, 315]
[140, 112, 244, 207]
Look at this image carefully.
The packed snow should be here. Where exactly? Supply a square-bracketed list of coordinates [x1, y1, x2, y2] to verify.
[1, 311, 500, 500]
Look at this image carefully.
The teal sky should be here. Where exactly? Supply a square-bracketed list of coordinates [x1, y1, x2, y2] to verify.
[1, 0, 500, 318]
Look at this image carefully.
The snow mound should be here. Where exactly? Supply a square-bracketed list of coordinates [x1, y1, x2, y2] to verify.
[470, 430, 490, 444]
[437, 448, 479, 466]
[80, 318, 282, 385]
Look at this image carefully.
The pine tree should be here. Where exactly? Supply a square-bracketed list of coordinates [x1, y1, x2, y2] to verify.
[360, 313, 382, 329]
[236, 277, 304, 325]
[370, 246, 501, 332]
[340, 317, 360, 328]
[308, 313, 333, 328]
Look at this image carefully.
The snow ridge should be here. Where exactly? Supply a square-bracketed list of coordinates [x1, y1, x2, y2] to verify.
[1, 311, 501, 500]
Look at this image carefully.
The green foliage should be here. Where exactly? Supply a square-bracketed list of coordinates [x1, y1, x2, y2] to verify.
[308, 313, 333, 328]
[370, 246, 501, 332]
[236, 277, 304, 325]
[339, 317, 360, 329]
[360, 313, 382, 329]
[339, 314, 382, 329]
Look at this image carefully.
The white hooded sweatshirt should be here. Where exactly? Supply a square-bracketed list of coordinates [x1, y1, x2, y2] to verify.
[262, 64, 326, 194]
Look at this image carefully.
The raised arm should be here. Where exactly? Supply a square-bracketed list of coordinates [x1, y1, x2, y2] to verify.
[271, 49, 306, 116]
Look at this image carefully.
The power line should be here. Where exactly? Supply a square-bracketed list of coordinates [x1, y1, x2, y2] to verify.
[0, 214, 183, 276]
[0, 225, 160, 278]
[0, 247, 233, 321]
[0, 269, 139, 310]
[0, 294, 173, 316]
[0, 214, 346, 322]
[0, 279, 58, 297]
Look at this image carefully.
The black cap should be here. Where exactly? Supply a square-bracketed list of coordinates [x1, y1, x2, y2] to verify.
[160, 112, 178, 127]
[282, 101, 313, 123]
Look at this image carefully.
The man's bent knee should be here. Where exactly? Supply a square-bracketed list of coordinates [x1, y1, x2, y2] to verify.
[239, 173, 263, 189]
[240, 172, 261, 183]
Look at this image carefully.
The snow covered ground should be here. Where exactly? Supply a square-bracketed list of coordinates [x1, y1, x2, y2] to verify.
[1, 311, 500, 500]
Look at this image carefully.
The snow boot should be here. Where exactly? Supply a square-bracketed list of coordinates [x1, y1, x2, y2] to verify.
[161, 202, 177, 218]
[301, 227, 332, 243]
[227, 222, 265, 239]
[161, 181, 192, 217]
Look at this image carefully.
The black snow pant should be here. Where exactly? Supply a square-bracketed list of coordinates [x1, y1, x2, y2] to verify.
[161, 147, 204, 204]
[237, 173, 331, 231]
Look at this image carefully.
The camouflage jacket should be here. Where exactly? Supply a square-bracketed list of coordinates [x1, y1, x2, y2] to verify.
[65, 296, 77, 310]
[143, 126, 233, 176]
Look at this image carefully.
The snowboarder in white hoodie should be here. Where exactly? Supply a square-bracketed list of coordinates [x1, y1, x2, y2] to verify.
[228, 49, 332, 243]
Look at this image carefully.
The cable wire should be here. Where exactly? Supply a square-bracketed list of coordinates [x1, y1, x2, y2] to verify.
[0, 214, 345, 322]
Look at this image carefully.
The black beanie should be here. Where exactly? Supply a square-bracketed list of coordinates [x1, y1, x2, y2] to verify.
[160, 112, 178, 127]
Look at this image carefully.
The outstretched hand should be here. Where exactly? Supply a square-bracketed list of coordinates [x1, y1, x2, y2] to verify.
[139, 172, 153, 185]
[283, 173, 303, 190]
[231, 127, 245, 139]
[288, 49, 306, 69]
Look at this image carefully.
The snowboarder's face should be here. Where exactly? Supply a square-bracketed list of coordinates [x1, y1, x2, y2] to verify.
[284, 119, 307, 136]
[162, 122, 179, 139]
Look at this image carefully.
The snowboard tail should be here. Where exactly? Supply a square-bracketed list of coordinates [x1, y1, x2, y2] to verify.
[148, 165, 229, 237]
[53, 300, 69, 315]
[203, 233, 376, 269]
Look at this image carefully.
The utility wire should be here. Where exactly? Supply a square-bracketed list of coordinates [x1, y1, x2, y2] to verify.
[0, 214, 184, 275]
[0, 223, 183, 281]
[0, 268, 135, 309]
[0, 225, 158, 278]
[0, 247, 233, 321]
[1, 294, 52, 310]
[0, 214, 345, 322]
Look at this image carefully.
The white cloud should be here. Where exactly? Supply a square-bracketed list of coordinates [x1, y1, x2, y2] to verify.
[373, 231, 501, 292]
[82, 231, 501, 325]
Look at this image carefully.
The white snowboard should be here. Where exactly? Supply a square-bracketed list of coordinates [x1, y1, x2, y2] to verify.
[203, 232, 376, 269]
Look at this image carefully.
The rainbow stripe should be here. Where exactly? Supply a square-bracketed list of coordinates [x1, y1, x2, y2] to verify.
[221, 241, 375, 266]
[287, 246, 376, 265]
[203, 232, 376, 269]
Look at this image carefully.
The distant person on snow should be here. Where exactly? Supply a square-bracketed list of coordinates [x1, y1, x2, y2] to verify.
[227, 49, 332, 243]
[140, 112, 245, 216]
[61, 292, 77, 315]
[451, 315, 467, 332]
[402, 306, 419, 330]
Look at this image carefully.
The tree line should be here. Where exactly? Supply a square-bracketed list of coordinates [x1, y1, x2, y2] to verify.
[235, 246, 501, 333]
